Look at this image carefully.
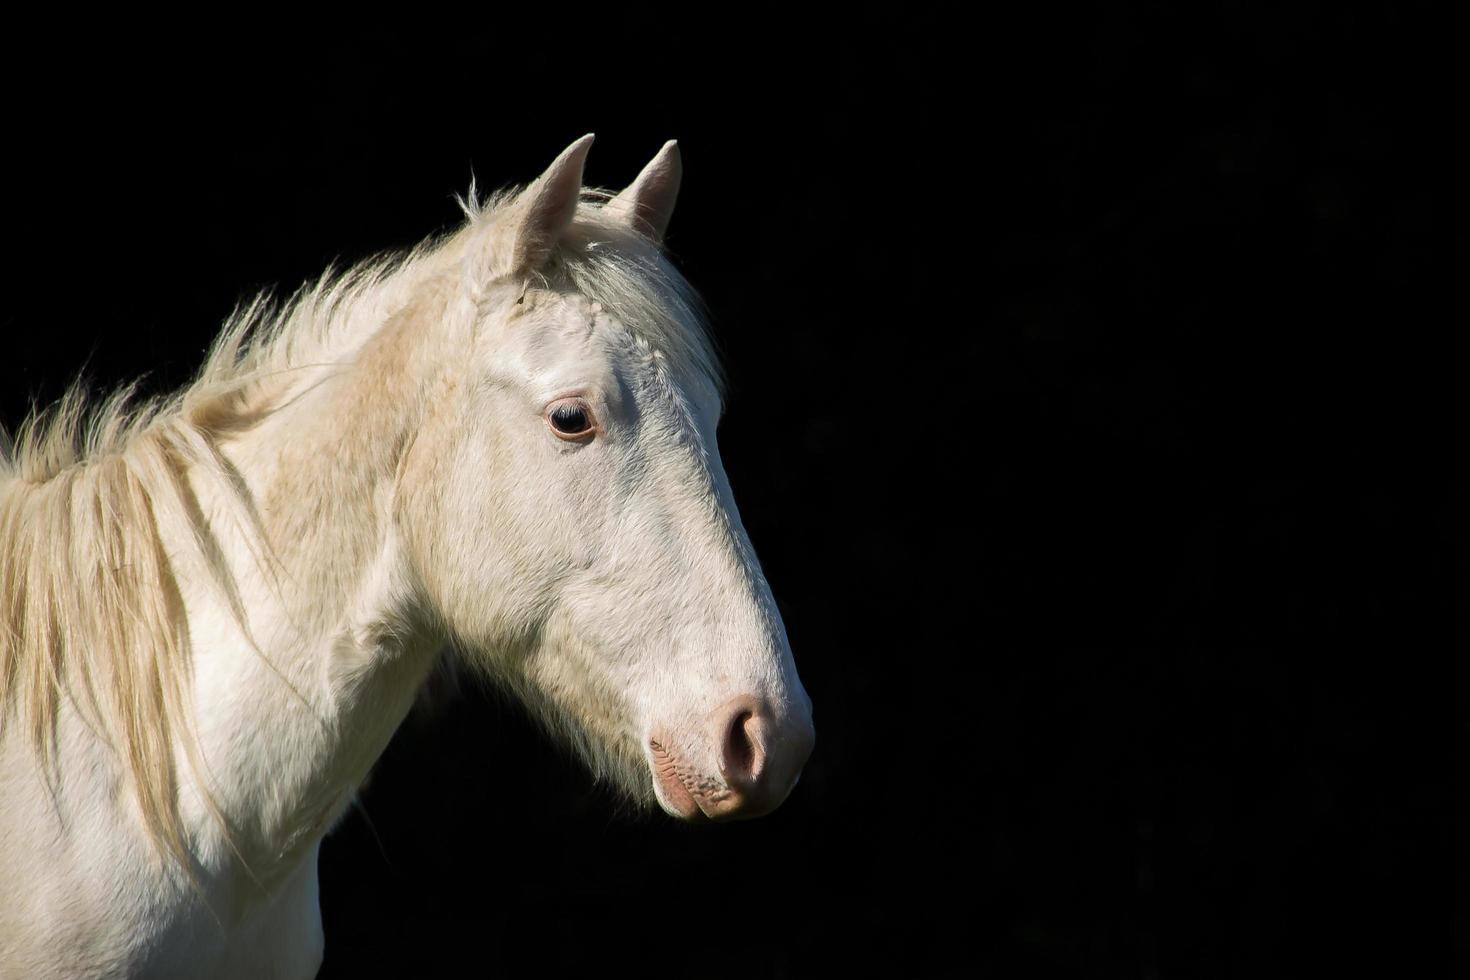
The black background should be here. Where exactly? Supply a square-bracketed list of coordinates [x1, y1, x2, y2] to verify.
[1, 7, 1462, 977]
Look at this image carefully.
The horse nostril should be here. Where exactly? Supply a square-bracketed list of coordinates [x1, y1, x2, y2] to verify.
[686, 695, 814, 819]
[719, 703, 765, 789]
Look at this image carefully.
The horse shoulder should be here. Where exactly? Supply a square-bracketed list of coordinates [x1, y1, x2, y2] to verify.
[0, 705, 324, 979]
[0, 713, 164, 977]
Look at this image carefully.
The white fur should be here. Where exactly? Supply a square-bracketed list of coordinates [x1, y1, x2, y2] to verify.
[0, 137, 811, 977]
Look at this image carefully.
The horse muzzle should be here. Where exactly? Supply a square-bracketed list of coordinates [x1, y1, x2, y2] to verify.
[647, 694, 815, 821]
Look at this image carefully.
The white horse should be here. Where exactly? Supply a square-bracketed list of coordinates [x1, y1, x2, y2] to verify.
[0, 136, 814, 978]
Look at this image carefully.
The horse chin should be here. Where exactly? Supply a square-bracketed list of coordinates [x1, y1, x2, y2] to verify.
[646, 735, 707, 821]
[649, 769, 708, 821]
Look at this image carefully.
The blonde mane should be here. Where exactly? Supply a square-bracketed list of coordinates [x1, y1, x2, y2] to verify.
[0, 189, 721, 867]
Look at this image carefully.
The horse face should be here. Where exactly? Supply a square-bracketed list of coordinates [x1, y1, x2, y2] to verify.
[404, 138, 813, 820]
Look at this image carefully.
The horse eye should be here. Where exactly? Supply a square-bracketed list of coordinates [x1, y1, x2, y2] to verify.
[547, 401, 595, 439]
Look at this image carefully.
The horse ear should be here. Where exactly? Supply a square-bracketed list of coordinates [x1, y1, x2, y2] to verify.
[606, 140, 681, 243]
[502, 134, 595, 275]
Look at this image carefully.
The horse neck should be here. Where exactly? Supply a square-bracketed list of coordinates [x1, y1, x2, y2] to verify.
[177, 268, 464, 876]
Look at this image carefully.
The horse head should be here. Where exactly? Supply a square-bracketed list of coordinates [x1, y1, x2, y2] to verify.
[398, 136, 814, 820]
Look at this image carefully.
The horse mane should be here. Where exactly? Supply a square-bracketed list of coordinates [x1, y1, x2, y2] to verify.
[0, 187, 722, 866]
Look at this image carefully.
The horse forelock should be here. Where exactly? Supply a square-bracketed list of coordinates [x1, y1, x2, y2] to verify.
[469, 187, 725, 399]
